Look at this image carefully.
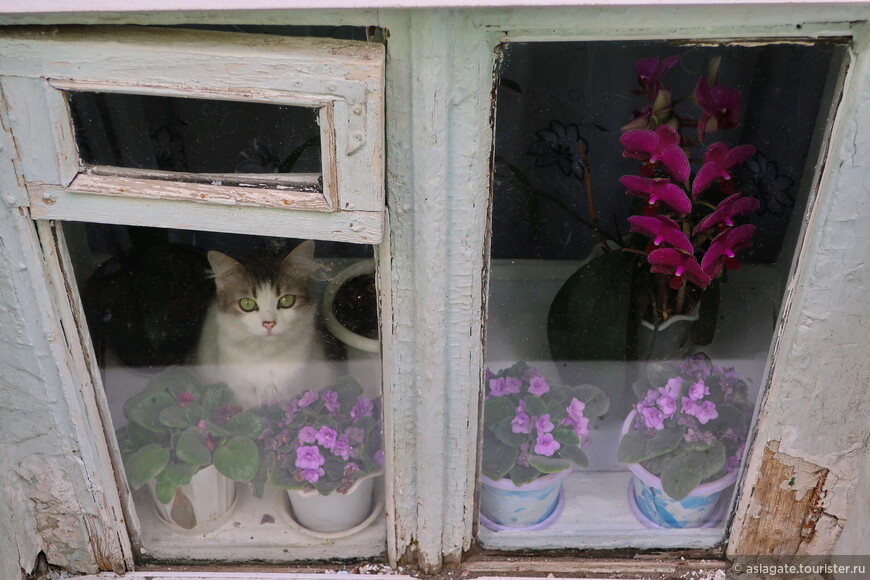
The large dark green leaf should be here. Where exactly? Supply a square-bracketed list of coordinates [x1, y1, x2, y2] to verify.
[176, 427, 211, 468]
[124, 391, 176, 432]
[691, 278, 719, 346]
[483, 396, 515, 427]
[146, 366, 201, 398]
[527, 455, 571, 473]
[659, 441, 726, 500]
[559, 445, 589, 469]
[547, 252, 639, 390]
[213, 437, 259, 482]
[482, 437, 519, 481]
[226, 412, 264, 439]
[124, 443, 170, 489]
[618, 427, 686, 464]
[493, 417, 528, 447]
[567, 384, 610, 418]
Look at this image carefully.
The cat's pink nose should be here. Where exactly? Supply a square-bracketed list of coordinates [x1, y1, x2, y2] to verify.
[262, 321, 276, 330]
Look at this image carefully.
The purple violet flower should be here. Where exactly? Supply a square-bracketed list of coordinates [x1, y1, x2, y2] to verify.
[688, 380, 710, 401]
[572, 416, 590, 439]
[315, 426, 338, 450]
[528, 375, 550, 396]
[682, 397, 719, 424]
[298, 425, 318, 444]
[534, 433, 561, 456]
[299, 467, 325, 484]
[511, 412, 531, 434]
[351, 397, 374, 421]
[295, 445, 325, 470]
[692, 143, 757, 198]
[566, 398, 586, 422]
[641, 406, 666, 430]
[375, 449, 385, 466]
[322, 390, 341, 413]
[620, 126, 690, 182]
[628, 215, 693, 254]
[488, 377, 509, 397]
[661, 377, 683, 399]
[504, 376, 523, 394]
[332, 434, 351, 460]
[343, 462, 360, 477]
[535, 414, 555, 434]
[619, 175, 692, 215]
[298, 390, 318, 408]
[177, 392, 194, 408]
[656, 395, 677, 417]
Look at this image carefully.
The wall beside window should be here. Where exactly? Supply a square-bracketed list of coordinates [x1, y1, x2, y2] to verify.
[0, 4, 869, 579]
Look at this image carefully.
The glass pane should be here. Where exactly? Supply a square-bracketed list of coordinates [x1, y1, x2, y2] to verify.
[482, 41, 843, 548]
[68, 92, 322, 175]
[64, 223, 383, 560]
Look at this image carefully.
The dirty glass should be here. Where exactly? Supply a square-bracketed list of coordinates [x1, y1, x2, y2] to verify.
[481, 41, 843, 548]
[63, 222, 384, 560]
[68, 93, 322, 176]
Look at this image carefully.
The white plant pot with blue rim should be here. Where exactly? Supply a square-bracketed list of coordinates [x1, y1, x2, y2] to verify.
[479, 469, 570, 530]
[287, 470, 382, 533]
[620, 412, 737, 528]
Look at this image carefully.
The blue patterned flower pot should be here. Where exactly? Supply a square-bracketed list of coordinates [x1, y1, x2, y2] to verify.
[621, 412, 737, 528]
[479, 470, 569, 530]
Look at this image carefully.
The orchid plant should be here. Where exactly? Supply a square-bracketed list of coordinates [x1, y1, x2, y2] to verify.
[619, 55, 761, 321]
[482, 362, 609, 486]
[617, 353, 753, 500]
[116, 367, 264, 504]
[257, 377, 383, 496]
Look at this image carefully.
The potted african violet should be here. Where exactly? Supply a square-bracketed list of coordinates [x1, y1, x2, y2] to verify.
[618, 353, 753, 528]
[257, 376, 384, 533]
[116, 367, 263, 532]
[481, 362, 609, 530]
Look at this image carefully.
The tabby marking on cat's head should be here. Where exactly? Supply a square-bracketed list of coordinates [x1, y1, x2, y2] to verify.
[207, 241, 316, 340]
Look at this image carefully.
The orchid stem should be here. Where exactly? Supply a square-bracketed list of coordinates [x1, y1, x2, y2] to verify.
[579, 145, 608, 249]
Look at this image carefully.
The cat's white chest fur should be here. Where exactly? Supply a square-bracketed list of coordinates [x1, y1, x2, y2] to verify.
[192, 242, 335, 409]
[195, 306, 330, 408]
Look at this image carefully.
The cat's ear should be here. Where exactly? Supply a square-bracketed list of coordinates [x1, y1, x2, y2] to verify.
[207, 251, 246, 285]
[281, 240, 316, 278]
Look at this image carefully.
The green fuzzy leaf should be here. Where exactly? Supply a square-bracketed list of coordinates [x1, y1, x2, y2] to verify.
[332, 375, 364, 408]
[270, 465, 305, 490]
[225, 412, 264, 438]
[154, 478, 176, 505]
[202, 420, 231, 438]
[508, 464, 540, 487]
[645, 362, 681, 389]
[618, 427, 686, 464]
[124, 443, 170, 489]
[175, 427, 211, 468]
[314, 477, 342, 496]
[568, 384, 610, 418]
[483, 396, 515, 427]
[159, 406, 189, 429]
[323, 454, 346, 481]
[201, 383, 233, 413]
[659, 441, 726, 500]
[124, 391, 176, 432]
[213, 437, 259, 482]
[552, 428, 580, 447]
[482, 437, 519, 481]
[162, 460, 198, 488]
[558, 445, 589, 469]
[527, 455, 571, 474]
[493, 416, 528, 446]
[146, 366, 201, 398]
[523, 395, 547, 417]
[183, 403, 207, 426]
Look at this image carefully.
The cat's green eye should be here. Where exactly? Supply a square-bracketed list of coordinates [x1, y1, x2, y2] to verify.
[238, 297, 258, 312]
[277, 294, 296, 309]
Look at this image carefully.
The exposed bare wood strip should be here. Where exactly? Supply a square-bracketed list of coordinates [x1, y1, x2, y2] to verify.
[61, 173, 332, 212]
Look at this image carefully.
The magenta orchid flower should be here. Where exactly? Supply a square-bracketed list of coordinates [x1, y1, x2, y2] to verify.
[695, 76, 742, 142]
[628, 215, 693, 254]
[620, 125, 690, 182]
[647, 248, 712, 290]
[701, 224, 756, 278]
[692, 143, 757, 198]
[633, 55, 680, 101]
[692, 193, 761, 235]
[619, 175, 692, 214]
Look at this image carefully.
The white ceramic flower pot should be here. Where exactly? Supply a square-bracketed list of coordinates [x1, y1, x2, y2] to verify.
[479, 470, 569, 530]
[147, 464, 237, 534]
[287, 472, 380, 533]
[620, 412, 736, 528]
[321, 259, 380, 397]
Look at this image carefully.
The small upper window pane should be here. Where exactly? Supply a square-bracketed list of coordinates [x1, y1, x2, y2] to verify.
[68, 92, 322, 176]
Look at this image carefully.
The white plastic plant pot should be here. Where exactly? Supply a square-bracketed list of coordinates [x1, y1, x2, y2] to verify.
[286, 471, 382, 534]
[479, 470, 570, 531]
[321, 259, 380, 397]
[636, 302, 701, 361]
[147, 464, 237, 534]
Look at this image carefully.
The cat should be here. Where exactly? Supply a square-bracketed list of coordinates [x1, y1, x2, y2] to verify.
[193, 240, 338, 409]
